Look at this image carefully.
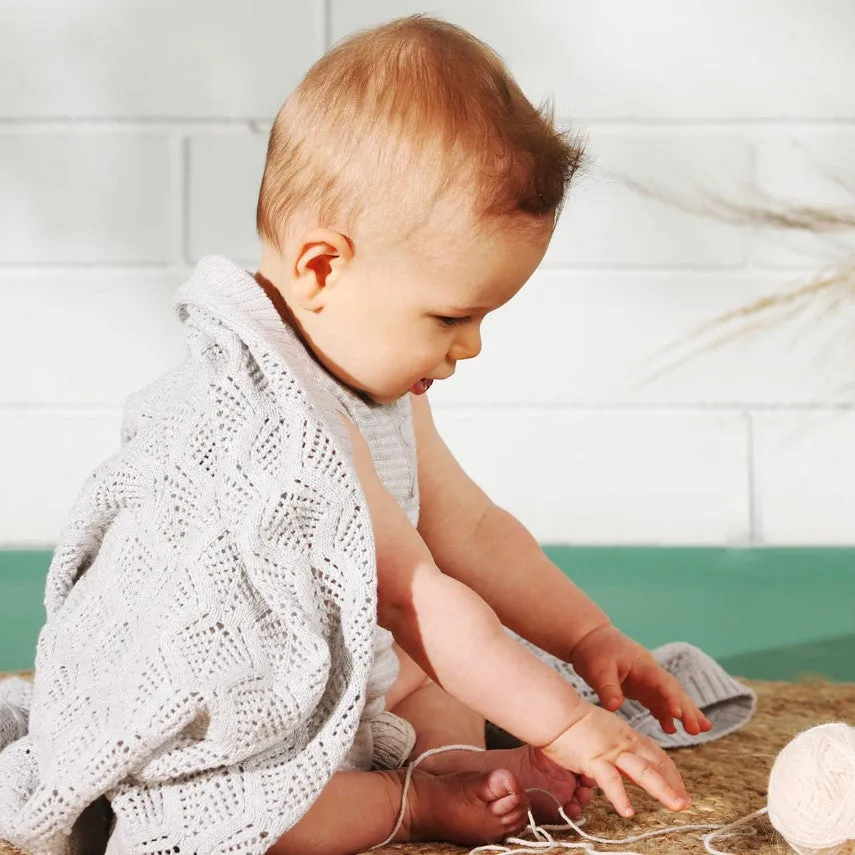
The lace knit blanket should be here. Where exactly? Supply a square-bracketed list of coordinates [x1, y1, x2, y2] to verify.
[0, 257, 756, 855]
[0, 258, 382, 855]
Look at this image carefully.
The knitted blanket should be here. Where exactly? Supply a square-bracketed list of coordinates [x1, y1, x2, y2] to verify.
[0, 258, 381, 855]
[0, 257, 756, 855]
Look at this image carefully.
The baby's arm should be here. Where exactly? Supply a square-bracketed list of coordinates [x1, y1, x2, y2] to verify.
[343, 420, 688, 817]
[410, 394, 609, 659]
[411, 394, 710, 737]
[344, 420, 582, 746]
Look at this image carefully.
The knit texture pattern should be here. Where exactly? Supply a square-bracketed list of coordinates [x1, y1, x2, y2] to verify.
[0, 256, 415, 855]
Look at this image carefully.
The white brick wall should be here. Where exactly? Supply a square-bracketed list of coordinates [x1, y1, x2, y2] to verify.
[1, 0, 854, 546]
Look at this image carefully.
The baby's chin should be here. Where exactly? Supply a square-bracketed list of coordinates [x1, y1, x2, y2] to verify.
[344, 377, 433, 405]
[346, 384, 406, 406]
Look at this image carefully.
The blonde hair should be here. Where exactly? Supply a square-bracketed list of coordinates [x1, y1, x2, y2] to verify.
[256, 14, 586, 251]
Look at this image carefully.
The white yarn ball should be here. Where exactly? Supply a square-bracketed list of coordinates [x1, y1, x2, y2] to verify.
[768, 722, 855, 855]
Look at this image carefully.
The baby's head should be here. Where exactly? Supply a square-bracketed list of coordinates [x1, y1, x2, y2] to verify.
[256, 15, 586, 404]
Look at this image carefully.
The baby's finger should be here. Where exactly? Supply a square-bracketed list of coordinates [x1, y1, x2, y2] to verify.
[589, 758, 635, 818]
[592, 677, 624, 712]
[679, 702, 708, 736]
[657, 673, 691, 717]
[651, 672, 703, 733]
[627, 662, 680, 714]
[683, 704, 712, 736]
[657, 713, 678, 735]
[638, 741, 690, 803]
[615, 751, 689, 813]
[583, 654, 625, 711]
[633, 739, 692, 810]
[667, 685, 712, 736]
[636, 690, 679, 735]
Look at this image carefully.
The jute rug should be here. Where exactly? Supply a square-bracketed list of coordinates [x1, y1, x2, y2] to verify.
[1, 674, 853, 855]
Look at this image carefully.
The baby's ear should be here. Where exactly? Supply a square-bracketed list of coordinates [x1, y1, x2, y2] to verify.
[293, 228, 353, 309]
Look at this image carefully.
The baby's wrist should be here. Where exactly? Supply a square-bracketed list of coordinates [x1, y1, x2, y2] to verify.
[566, 620, 614, 660]
[534, 698, 593, 749]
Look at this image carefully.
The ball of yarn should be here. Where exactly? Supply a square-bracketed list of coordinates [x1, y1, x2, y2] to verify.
[768, 722, 855, 855]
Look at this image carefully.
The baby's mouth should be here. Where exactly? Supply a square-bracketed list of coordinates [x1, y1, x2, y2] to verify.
[410, 378, 434, 395]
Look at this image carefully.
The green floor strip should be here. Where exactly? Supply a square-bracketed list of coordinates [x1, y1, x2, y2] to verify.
[542, 546, 855, 663]
[717, 634, 855, 683]
[0, 551, 52, 674]
[2, 547, 853, 680]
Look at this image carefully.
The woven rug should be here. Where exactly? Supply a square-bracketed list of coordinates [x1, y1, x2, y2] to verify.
[1, 675, 853, 855]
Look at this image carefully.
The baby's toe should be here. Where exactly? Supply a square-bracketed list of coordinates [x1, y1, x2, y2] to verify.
[477, 768, 521, 805]
[489, 791, 524, 818]
[501, 806, 530, 834]
[563, 801, 582, 820]
[575, 785, 596, 809]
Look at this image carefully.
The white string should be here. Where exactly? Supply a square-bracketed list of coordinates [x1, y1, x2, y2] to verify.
[471, 789, 768, 855]
[701, 807, 768, 855]
[369, 743, 771, 854]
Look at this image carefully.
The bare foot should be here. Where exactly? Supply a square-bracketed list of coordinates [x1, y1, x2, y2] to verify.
[392, 766, 530, 845]
[416, 744, 596, 823]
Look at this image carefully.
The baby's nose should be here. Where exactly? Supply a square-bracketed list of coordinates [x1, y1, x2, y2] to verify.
[450, 327, 482, 360]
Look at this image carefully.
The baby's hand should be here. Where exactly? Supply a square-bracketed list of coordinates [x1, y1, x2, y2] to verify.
[570, 626, 713, 737]
[541, 702, 690, 819]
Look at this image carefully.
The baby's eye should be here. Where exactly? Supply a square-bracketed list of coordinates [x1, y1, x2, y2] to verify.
[435, 315, 471, 328]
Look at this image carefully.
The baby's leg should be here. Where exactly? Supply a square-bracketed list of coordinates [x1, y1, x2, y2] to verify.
[267, 766, 529, 855]
[387, 643, 596, 822]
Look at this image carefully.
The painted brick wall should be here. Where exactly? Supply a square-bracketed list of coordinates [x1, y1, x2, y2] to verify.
[1, 0, 854, 546]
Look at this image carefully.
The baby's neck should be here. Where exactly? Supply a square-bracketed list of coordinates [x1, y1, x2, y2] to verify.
[253, 270, 378, 407]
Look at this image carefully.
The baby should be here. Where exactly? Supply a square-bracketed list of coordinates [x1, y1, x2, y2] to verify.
[253, 14, 711, 854]
[0, 14, 713, 855]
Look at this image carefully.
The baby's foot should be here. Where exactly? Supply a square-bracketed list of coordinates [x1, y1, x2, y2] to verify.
[506, 744, 596, 822]
[393, 767, 529, 845]
[418, 744, 595, 823]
